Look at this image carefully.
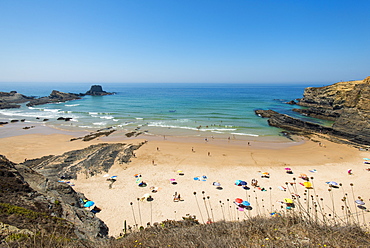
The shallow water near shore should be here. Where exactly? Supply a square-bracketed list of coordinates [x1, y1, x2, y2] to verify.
[0, 82, 330, 141]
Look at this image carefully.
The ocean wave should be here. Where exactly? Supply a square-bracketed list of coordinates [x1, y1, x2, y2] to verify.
[211, 131, 225, 134]
[93, 122, 107, 126]
[41, 108, 62, 113]
[100, 116, 114, 120]
[148, 122, 199, 131]
[0, 110, 63, 119]
[79, 125, 96, 129]
[65, 104, 80, 107]
[231, 132, 259, 137]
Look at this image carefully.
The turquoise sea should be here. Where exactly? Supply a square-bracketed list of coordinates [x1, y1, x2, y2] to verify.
[0, 82, 328, 141]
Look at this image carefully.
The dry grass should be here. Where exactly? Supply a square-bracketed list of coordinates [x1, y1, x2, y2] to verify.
[3, 212, 370, 248]
[105, 213, 370, 248]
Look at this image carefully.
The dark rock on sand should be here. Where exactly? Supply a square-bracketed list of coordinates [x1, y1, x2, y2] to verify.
[0, 122, 8, 125]
[26, 90, 82, 107]
[85, 85, 114, 96]
[71, 129, 116, 141]
[23, 142, 144, 181]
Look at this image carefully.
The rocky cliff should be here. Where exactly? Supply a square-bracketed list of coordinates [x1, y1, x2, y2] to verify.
[0, 141, 144, 243]
[256, 76, 370, 146]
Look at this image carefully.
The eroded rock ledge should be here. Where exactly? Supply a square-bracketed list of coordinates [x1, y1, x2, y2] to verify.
[26, 90, 83, 107]
[256, 76, 370, 147]
[0, 141, 145, 241]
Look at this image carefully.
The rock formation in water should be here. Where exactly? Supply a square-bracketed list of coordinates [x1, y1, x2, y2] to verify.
[0, 85, 113, 110]
[0, 91, 34, 109]
[256, 76, 370, 146]
[85, 85, 114, 96]
[26, 90, 83, 107]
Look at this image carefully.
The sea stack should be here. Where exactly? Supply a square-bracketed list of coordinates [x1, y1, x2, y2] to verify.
[85, 85, 114, 96]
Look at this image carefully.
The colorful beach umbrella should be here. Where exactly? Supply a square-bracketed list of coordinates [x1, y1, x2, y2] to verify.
[326, 181, 338, 186]
[284, 198, 293, 204]
[83, 201, 95, 208]
[235, 198, 243, 203]
[303, 181, 312, 188]
[241, 200, 250, 206]
[240, 181, 247, 186]
[285, 168, 292, 171]
[235, 180, 242, 186]
[355, 200, 365, 205]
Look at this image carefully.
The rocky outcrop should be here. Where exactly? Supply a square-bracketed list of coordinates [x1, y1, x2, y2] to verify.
[5, 142, 145, 240]
[0, 85, 113, 109]
[26, 90, 83, 107]
[0, 155, 76, 241]
[70, 128, 116, 141]
[256, 76, 370, 146]
[23, 142, 144, 180]
[255, 110, 279, 118]
[0, 91, 34, 109]
[85, 85, 114, 96]
[0, 141, 145, 242]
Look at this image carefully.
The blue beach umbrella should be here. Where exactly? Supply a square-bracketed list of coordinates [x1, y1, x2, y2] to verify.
[235, 180, 242, 186]
[241, 200, 250, 206]
[355, 200, 365, 205]
[326, 181, 338, 186]
[240, 181, 247, 186]
[84, 201, 95, 208]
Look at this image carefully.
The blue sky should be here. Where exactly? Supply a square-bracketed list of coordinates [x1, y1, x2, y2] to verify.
[0, 0, 369, 84]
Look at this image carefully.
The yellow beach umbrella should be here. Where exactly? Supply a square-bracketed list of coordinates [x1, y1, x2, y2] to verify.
[284, 198, 293, 204]
[303, 182, 312, 188]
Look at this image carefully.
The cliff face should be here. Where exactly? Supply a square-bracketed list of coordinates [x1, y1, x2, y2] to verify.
[296, 77, 370, 119]
[296, 77, 370, 144]
[256, 76, 370, 146]
[0, 142, 144, 242]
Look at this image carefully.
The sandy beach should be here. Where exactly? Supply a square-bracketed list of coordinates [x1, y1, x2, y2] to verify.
[1, 125, 369, 237]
